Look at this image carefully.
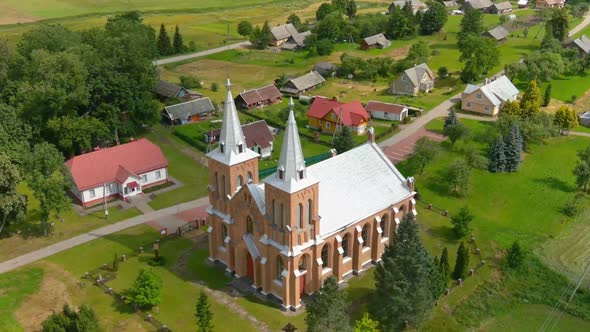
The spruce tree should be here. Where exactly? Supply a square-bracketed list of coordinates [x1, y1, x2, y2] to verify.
[112, 253, 119, 271]
[440, 247, 450, 281]
[504, 124, 523, 172]
[543, 84, 552, 107]
[506, 241, 524, 269]
[452, 242, 470, 280]
[195, 290, 214, 332]
[333, 126, 355, 153]
[157, 24, 172, 56]
[306, 276, 351, 332]
[444, 109, 458, 132]
[173, 25, 184, 54]
[488, 135, 506, 173]
[371, 213, 443, 330]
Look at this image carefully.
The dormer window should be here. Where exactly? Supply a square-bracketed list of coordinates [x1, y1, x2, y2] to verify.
[298, 170, 304, 180]
[278, 168, 285, 180]
[220, 142, 225, 153]
[238, 144, 244, 153]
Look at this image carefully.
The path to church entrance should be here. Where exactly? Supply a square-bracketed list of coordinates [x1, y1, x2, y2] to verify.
[145, 204, 209, 235]
[382, 127, 445, 164]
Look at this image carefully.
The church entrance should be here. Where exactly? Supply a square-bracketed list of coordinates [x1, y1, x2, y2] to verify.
[299, 274, 306, 297]
[246, 252, 254, 281]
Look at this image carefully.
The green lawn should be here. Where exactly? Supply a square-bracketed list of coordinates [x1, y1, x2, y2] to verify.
[481, 304, 590, 331]
[0, 268, 43, 331]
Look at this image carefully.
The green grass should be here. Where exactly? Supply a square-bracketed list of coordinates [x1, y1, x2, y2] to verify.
[482, 304, 590, 331]
[0, 268, 44, 331]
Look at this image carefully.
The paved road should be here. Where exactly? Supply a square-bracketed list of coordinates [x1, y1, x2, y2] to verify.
[154, 41, 251, 66]
[569, 13, 590, 37]
[0, 197, 209, 274]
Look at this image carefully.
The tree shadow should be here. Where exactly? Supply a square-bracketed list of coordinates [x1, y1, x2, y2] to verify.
[533, 176, 575, 193]
[423, 170, 451, 197]
[425, 224, 457, 243]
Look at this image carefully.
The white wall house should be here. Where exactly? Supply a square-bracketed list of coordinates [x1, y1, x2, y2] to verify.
[65, 139, 169, 207]
[365, 101, 409, 121]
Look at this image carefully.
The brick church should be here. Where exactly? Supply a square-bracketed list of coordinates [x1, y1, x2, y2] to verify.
[206, 79, 417, 310]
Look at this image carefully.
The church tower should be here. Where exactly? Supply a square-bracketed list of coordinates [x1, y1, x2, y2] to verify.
[263, 98, 320, 250]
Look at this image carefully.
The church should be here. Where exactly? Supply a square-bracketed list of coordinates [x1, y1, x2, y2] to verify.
[206, 79, 417, 310]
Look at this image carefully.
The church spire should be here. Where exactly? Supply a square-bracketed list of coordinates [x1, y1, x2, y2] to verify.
[207, 78, 259, 165]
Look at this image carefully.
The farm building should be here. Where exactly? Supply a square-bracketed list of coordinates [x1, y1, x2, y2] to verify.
[489, 1, 512, 14]
[65, 138, 168, 207]
[388, 0, 427, 14]
[461, 75, 519, 116]
[360, 33, 391, 50]
[269, 23, 311, 49]
[365, 101, 408, 121]
[234, 85, 282, 110]
[568, 35, 590, 56]
[483, 26, 509, 42]
[579, 112, 590, 127]
[462, 0, 493, 12]
[313, 62, 337, 77]
[391, 63, 435, 96]
[162, 97, 216, 125]
[517, 0, 528, 8]
[205, 119, 275, 158]
[280, 71, 326, 96]
[536, 0, 564, 8]
[307, 97, 370, 135]
[206, 80, 417, 310]
[152, 80, 202, 101]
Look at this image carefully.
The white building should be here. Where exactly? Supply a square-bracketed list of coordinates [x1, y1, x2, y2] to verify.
[65, 138, 169, 207]
[365, 101, 409, 121]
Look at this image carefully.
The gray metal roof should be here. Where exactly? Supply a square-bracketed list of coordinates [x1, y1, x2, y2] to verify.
[485, 26, 509, 41]
[572, 35, 590, 54]
[493, 1, 513, 10]
[463, 75, 519, 106]
[164, 97, 215, 120]
[283, 71, 326, 93]
[363, 33, 391, 47]
[271, 24, 293, 41]
[403, 63, 434, 87]
[153, 80, 183, 98]
[465, 0, 493, 9]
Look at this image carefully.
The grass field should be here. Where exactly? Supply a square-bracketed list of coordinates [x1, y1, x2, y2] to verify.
[0, 268, 43, 331]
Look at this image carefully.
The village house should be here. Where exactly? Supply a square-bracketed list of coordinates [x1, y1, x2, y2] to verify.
[360, 33, 391, 50]
[579, 112, 590, 128]
[365, 101, 409, 122]
[234, 84, 282, 110]
[462, 0, 493, 12]
[65, 139, 168, 207]
[313, 62, 337, 77]
[205, 120, 276, 158]
[567, 35, 590, 56]
[270, 23, 311, 50]
[388, 0, 427, 14]
[391, 63, 435, 96]
[489, 1, 513, 14]
[442, 0, 458, 8]
[280, 71, 326, 96]
[152, 80, 202, 101]
[307, 97, 370, 135]
[535, 0, 565, 8]
[461, 75, 519, 116]
[162, 97, 216, 125]
[206, 80, 417, 310]
[483, 26, 509, 42]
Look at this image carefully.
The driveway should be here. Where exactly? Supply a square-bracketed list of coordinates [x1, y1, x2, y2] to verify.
[154, 41, 251, 66]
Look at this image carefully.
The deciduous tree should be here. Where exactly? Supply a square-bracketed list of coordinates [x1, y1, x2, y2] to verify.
[554, 105, 579, 135]
[346, 0, 358, 19]
[573, 145, 590, 192]
[420, 1, 448, 35]
[306, 276, 351, 332]
[459, 35, 499, 83]
[501, 100, 522, 117]
[458, 8, 484, 43]
[127, 269, 163, 309]
[447, 159, 472, 196]
[445, 123, 470, 146]
[287, 14, 303, 30]
[195, 290, 214, 332]
[0, 153, 27, 236]
[354, 313, 379, 332]
[410, 137, 440, 174]
[46, 116, 110, 157]
[450, 206, 473, 238]
[317, 3, 338, 21]
[547, 8, 570, 41]
[452, 241, 470, 280]
[238, 21, 253, 36]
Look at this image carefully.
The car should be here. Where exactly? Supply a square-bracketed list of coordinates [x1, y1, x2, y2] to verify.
[452, 10, 463, 15]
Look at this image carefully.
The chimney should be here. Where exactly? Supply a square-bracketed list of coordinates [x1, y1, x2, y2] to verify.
[329, 148, 337, 158]
[484, 78, 490, 85]
[367, 127, 375, 143]
[407, 176, 415, 191]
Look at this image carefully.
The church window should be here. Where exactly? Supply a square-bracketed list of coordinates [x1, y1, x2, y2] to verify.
[221, 225, 228, 247]
[220, 143, 225, 153]
[362, 224, 370, 248]
[342, 233, 350, 258]
[297, 204, 303, 229]
[237, 175, 244, 189]
[306, 199, 312, 225]
[238, 144, 244, 153]
[321, 244, 330, 268]
[276, 256, 284, 280]
[222, 175, 226, 197]
[273, 200, 278, 225]
[247, 216, 254, 234]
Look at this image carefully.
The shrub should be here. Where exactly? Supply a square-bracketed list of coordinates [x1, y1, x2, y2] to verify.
[210, 82, 219, 92]
[316, 38, 334, 56]
[180, 75, 202, 89]
[450, 206, 473, 237]
[438, 66, 448, 78]
[563, 198, 578, 217]
[506, 241, 524, 269]
[126, 269, 163, 309]
[431, 49, 441, 56]
[112, 253, 119, 271]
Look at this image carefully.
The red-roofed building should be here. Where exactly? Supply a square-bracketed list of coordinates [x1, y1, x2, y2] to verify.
[365, 101, 409, 121]
[205, 120, 275, 158]
[64, 138, 169, 207]
[307, 97, 370, 135]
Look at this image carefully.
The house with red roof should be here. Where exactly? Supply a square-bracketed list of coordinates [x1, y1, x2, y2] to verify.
[306, 97, 370, 135]
[64, 138, 169, 207]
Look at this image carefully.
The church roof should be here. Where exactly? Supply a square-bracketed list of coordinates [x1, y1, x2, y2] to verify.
[206, 78, 259, 166]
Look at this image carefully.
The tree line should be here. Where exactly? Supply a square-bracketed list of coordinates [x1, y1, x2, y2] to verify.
[157, 23, 193, 56]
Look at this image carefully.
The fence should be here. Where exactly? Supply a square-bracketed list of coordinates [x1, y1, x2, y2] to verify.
[258, 151, 332, 179]
[84, 225, 203, 331]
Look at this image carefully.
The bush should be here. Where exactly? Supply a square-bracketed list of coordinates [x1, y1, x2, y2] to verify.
[112, 253, 119, 271]
[147, 256, 167, 266]
[438, 66, 448, 78]
[210, 82, 219, 92]
[316, 38, 334, 56]
[126, 269, 163, 309]
[188, 41, 197, 51]
[431, 49, 441, 56]
[506, 241, 524, 269]
[180, 75, 202, 89]
[563, 198, 579, 217]
[451, 206, 473, 238]
[42, 304, 100, 332]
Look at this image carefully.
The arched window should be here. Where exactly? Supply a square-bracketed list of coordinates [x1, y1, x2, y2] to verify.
[321, 244, 330, 268]
[273, 200, 278, 225]
[281, 203, 286, 228]
[237, 175, 244, 189]
[297, 204, 303, 229]
[221, 224, 228, 247]
[221, 175, 226, 197]
[247, 216, 254, 234]
[342, 233, 350, 258]
[276, 256, 284, 280]
[247, 172, 253, 183]
[299, 255, 307, 271]
[362, 224, 370, 248]
[399, 205, 406, 215]
[306, 199, 312, 225]
[382, 214, 390, 239]
[215, 172, 220, 199]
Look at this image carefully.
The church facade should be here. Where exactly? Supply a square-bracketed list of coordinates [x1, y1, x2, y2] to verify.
[206, 80, 417, 310]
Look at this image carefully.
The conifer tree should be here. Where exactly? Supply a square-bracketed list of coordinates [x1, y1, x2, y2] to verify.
[371, 213, 443, 330]
[500, 100, 521, 117]
[112, 253, 119, 271]
[173, 25, 184, 54]
[543, 83, 552, 107]
[504, 124, 523, 172]
[452, 242, 470, 280]
[334, 126, 355, 153]
[306, 276, 351, 332]
[520, 80, 542, 117]
[195, 290, 214, 332]
[157, 24, 172, 56]
[488, 135, 506, 173]
[440, 247, 450, 281]
[444, 108, 458, 131]
[506, 241, 524, 269]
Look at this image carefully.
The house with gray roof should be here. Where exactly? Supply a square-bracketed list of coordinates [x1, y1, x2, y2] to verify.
[568, 35, 590, 56]
[579, 112, 590, 127]
[489, 1, 513, 14]
[391, 63, 435, 96]
[483, 26, 509, 42]
[280, 71, 326, 96]
[314, 62, 337, 77]
[388, 0, 427, 14]
[361, 33, 391, 50]
[461, 75, 519, 116]
[153, 80, 202, 101]
[443, 0, 458, 8]
[269, 23, 311, 50]
[462, 0, 493, 12]
[162, 97, 215, 125]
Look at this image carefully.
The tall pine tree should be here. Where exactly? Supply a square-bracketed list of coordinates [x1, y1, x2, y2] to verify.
[488, 135, 506, 173]
[444, 108, 458, 132]
[173, 25, 184, 54]
[543, 84, 552, 107]
[504, 124, 523, 172]
[439, 247, 450, 281]
[157, 24, 172, 56]
[305, 276, 351, 332]
[371, 213, 444, 330]
[452, 242, 470, 280]
[195, 290, 214, 332]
